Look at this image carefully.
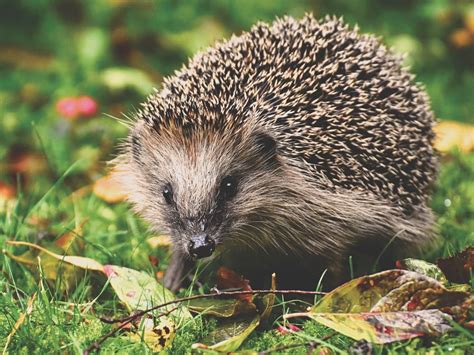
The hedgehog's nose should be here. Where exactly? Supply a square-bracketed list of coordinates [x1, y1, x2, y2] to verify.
[188, 233, 215, 259]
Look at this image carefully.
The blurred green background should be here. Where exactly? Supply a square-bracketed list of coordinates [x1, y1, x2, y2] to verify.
[0, 0, 473, 188]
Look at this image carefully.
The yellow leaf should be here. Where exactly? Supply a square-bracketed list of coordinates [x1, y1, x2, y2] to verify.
[0, 182, 15, 201]
[449, 29, 473, 48]
[147, 235, 172, 248]
[55, 218, 88, 253]
[284, 269, 470, 344]
[103, 265, 192, 319]
[193, 315, 260, 352]
[6, 241, 104, 272]
[434, 120, 474, 153]
[305, 310, 451, 344]
[466, 13, 474, 34]
[129, 317, 176, 352]
[93, 174, 127, 203]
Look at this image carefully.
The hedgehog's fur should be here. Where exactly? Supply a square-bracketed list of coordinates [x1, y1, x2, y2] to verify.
[116, 15, 438, 291]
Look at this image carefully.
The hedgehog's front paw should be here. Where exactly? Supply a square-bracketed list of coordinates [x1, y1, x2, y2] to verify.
[163, 250, 195, 292]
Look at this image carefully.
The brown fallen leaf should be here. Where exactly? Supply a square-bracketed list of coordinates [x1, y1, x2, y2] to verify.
[287, 310, 452, 344]
[313, 270, 469, 314]
[450, 28, 473, 48]
[93, 173, 127, 203]
[434, 120, 474, 153]
[0, 182, 16, 201]
[148, 255, 159, 267]
[26, 215, 50, 229]
[192, 315, 260, 352]
[189, 273, 278, 352]
[147, 235, 172, 249]
[217, 267, 253, 302]
[8, 152, 46, 175]
[6, 240, 104, 272]
[285, 269, 472, 344]
[437, 247, 474, 284]
[55, 219, 88, 254]
[129, 316, 176, 352]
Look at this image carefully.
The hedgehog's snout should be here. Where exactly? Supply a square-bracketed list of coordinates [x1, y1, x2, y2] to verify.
[188, 233, 216, 259]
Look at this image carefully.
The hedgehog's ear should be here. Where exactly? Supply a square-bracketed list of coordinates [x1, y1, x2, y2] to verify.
[254, 131, 277, 157]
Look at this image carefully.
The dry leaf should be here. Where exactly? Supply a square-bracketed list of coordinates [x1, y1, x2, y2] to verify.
[103, 265, 192, 319]
[8, 152, 45, 175]
[192, 315, 260, 352]
[216, 267, 253, 302]
[148, 255, 159, 267]
[129, 316, 176, 352]
[0, 182, 16, 201]
[311, 270, 469, 314]
[296, 310, 451, 344]
[93, 174, 127, 203]
[55, 219, 88, 253]
[437, 247, 474, 284]
[466, 13, 474, 34]
[434, 120, 474, 153]
[6, 240, 104, 271]
[147, 235, 172, 248]
[449, 29, 473, 48]
[284, 269, 472, 344]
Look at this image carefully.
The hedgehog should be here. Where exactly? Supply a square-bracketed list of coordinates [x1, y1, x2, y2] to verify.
[115, 15, 438, 292]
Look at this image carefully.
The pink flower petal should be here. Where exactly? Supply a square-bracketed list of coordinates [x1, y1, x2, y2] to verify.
[76, 96, 98, 117]
[56, 97, 79, 119]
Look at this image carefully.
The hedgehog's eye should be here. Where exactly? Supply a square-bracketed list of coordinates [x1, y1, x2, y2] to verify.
[219, 176, 238, 200]
[163, 183, 174, 205]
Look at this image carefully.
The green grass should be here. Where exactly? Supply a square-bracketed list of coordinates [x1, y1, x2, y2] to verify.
[0, 148, 473, 353]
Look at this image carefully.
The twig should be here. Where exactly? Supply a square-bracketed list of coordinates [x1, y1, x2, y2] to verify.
[101, 288, 325, 324]
[86, 288, 326, 353]
[258, 332, 337, 354]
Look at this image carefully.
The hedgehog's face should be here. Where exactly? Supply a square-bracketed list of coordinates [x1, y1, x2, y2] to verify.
[121, 120, 285, 259]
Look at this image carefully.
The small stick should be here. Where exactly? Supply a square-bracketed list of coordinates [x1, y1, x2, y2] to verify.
[100, 288, 326, 324]
[87, 288, 326, 353]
